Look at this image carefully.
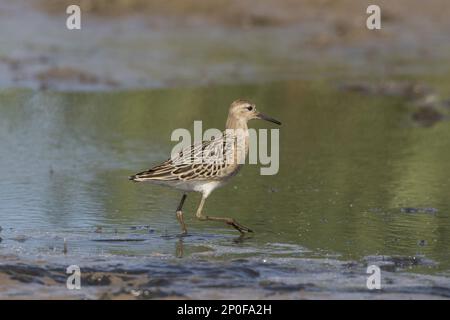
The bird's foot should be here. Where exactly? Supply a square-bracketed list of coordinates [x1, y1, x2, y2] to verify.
[177, 230, 188, 238]
[227, 219, 253, 234]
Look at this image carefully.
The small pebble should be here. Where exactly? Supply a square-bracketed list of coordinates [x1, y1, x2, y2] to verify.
[131, 225, 150, 230]
[401, 207, 438, 214]
[418, 240, 427, 247]
[412, 107, 444, 127]
[12, 235, 28, 243]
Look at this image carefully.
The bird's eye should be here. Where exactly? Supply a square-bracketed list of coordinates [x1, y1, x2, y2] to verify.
[247, 106, 253, 111]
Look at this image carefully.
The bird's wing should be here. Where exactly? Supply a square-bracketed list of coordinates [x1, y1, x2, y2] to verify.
[130, 132, 232, 182]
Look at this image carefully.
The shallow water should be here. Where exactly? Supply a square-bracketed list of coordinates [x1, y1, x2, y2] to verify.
[1, 80, 450, 298]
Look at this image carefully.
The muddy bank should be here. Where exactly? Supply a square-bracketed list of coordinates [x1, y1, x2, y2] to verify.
[37, 0, 450, 29]
[1, 0, 450, 90]
[1, 254, 449, 299]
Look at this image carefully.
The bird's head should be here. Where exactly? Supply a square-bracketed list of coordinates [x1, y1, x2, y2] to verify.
[228, 99, 281, 125]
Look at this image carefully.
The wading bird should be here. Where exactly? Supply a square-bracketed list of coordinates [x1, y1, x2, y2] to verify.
[129, 99, 281, 234]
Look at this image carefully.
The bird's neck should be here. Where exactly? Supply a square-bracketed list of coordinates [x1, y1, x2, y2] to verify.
[225, 115, 249, 164]
[226, 115, 248, 131]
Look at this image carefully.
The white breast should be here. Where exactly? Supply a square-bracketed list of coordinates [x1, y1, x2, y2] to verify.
[194, 180, 225, 198]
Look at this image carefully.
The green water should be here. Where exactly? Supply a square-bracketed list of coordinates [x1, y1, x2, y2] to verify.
[1, 80, 450, 274]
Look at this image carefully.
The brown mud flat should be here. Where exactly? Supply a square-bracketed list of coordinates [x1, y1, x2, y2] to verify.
[1, 254, 449, 299]
[0, 0, 449, 90]
[38, 0, 450, 29]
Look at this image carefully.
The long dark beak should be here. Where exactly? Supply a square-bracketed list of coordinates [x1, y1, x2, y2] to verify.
[256, 112, 282, 125]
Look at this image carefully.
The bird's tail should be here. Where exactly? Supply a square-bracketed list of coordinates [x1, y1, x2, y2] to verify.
[129, 165, 178, 182]
[128, 172, 149, 182]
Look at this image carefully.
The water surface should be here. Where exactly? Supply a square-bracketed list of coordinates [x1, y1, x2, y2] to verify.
[1, 80, 450, 298]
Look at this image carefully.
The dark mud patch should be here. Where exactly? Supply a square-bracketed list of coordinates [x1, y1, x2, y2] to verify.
[83, 273, 112, 286]
[91, 238, 147, 242]
[38, 0, 315, 27]
[0, 264, 65, 285]
[412, 107, 446, 127]
[259, 280, 312, 292]
[400, 207, 438, 214]
[339, 80, 449, 127]
[364, 255, 437, 272]
[338, 81, 435, 100]
[36, 67, 119, 91]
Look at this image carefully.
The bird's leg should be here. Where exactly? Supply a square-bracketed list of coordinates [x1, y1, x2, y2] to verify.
[175, 239, 184, 258]
[176, 193, 188, 235]
[195, 196, 253, 234]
